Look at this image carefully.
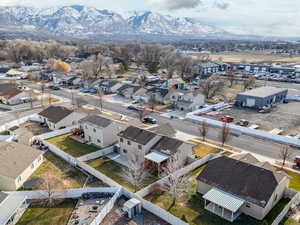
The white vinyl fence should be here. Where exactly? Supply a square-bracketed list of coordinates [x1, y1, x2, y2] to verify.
[272, 192, 300, 225]
[122, 189, 189, 225]
[0, 114, 41, 132]
[90, 187, 122, 225]
[186, 112, 300, 148]
[136, 153, 218, 197]
[77, 146, 114, 162]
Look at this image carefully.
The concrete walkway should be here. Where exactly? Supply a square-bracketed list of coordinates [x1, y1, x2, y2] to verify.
[106, 152, 129, 167]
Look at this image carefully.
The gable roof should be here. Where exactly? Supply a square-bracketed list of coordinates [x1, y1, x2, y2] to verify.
[197, 156, 287, 208]
[79, 115, 112, 128]
[148, 123, 177, 137]
[148, 87, 169, 97]
[0, 88, 22, 99]
[118, 126, 157, 145]
[0, 142, 43, 179]
[152, 136, 185, 156]
[38, 106, 74, 123]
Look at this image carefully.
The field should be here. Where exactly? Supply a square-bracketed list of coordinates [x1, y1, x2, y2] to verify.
[208, 51, 300, 64]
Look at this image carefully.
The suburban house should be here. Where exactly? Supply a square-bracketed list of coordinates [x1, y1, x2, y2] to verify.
[79, 115, 121, 148]
[117, 125, 193, 170]
[0, 88, 29, 105]
[118, 126, 161, 156]
[235, 86, 288, 109]
[172, 90, 205, 112]
[0, 142, 44, 191]
[38, 106, 86, 130]
[97, 80, 122, 94]
[147, 87, 175, 105]
[196, 154, 289, 222]
[193, 62, 228, 78]
[0, 191, 29, 225]
[117, 84, 143, 99]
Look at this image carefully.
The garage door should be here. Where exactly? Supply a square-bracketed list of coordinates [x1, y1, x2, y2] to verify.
[246, 98, 255, 107]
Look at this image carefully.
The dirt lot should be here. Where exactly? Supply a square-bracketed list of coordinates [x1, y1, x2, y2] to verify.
[208, 51, 300, 63]
[203, 102, 300, 134]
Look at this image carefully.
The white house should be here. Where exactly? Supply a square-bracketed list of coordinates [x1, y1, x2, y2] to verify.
[0, 142, 44, 191]
[0, 88, 30, 105]
[79, 115, 122, 148]
[38, 106, 86, 130]
[173, 90, 205, 112]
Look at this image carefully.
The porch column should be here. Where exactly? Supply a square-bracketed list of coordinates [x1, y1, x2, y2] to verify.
[231, 211, 233, 222]
[204, 199, 206, 208]
[213, 203, 216, 213]
[222, 207, 224, 217]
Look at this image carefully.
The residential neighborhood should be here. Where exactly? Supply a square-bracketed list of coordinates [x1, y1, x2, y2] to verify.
[1, 3, 300, 225]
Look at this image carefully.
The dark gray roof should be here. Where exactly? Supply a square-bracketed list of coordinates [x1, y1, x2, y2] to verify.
[117, 84, 135, 92]
[38, 106, 73, 123]
[197, 156, 287, 208]
[152, 136, 184, 156]
[0, 142, 44, 179]
[118, 126, 157, 145]
[79, 115, 112, 128]
[0, 191, 8, 204]
[148, 123, 177, 137]
[148, 87, 169, 97]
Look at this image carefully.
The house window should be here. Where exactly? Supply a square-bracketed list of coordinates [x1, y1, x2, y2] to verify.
[93, 128, 96, 132]
[246, 203, 251, 208]
[31, 163, 34, 169]
[85, 125, 88, 129]
[127, 141, 131, 145]
[97, 139, 101, 143]
[120, 138, 123, 143]
[123, 149, 127, 154]
[138, 145, 142, 150]
[17, 176, 22, 183]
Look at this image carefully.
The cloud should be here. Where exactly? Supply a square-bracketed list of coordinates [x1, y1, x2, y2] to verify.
[145, 0, 202, 10]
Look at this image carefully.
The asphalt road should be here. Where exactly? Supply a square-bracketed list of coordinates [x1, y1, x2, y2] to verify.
[26, 83, 298, 162]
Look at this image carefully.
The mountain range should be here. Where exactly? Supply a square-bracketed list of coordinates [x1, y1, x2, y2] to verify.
[0, 5, 229, 39]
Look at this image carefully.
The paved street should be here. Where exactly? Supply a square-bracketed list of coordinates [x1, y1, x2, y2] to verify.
[24, 82, 300, 162]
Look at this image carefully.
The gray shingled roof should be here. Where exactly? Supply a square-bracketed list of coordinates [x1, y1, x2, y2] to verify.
[151, 136, 184, 156]
[197, 156, 287, 208]
[79, 115, 112, 128]
[38, 106, 73, 123]
[0, 142, 44, 179]
[118, 126, 157, 145]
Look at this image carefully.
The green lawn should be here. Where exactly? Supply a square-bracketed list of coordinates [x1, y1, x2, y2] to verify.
[16, 199, 76, 225]
[146, 164, 291, 225]
[283, 169, 300, 191]
[21, 152, 86, 190]
[280, 218, 300, 225]
[87, 157, 159, 192]
[46, 134, 99, 157]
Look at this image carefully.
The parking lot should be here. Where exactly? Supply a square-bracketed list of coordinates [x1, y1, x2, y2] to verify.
[202, 102, 300, 135]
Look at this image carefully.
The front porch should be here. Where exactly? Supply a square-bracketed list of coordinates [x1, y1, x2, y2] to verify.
[203, 188, 244, 222]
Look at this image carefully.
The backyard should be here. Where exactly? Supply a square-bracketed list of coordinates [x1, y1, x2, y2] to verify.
[16, 199, 76, 225]
[21, 152, 87, 190]
[87, 157, 159, 192]
[46, 133, 99, 157]
[146, 164, 293, 225]
[192, 143, 221, 158]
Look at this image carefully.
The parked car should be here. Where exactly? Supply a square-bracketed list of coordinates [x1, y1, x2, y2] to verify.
[82, 89, 97, 94]
[132, 100, 141, 104]
[143, 116, 157, 124]
[219, 116, 234, 123]
[236, 119, 249, 127]
[127, 105, 139, 111]
[52, 86, 61, 90]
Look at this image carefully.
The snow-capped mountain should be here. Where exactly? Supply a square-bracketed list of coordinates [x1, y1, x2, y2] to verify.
[0, 5, 227, 38]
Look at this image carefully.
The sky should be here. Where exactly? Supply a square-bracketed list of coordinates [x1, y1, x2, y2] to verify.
[0, 0, 299, 37]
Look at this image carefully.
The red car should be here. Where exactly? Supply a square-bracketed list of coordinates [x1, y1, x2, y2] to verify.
[219, 116, 234, 123]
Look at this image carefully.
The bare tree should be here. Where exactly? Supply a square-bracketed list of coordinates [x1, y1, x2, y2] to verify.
[89, 53, 111, 78]
[137, 108, 148, 122]
[97, 89, 104, 113]
[199, 120, 209, 141]
[176, 55, 193, 79]
[243, 76, 256, 91]
[219, 122, 232, 148]
[40, 83, 45, 107]
[74, 97, 88, 110]
[200, 76, 224, 99]
[35, 172, 65, 206]
[160, 52, 179, 79]
[279, 145, 292, 169]
[227, 68, 236, 88]
[160, 153, 192, 208]
[149, 93, 157, 112]
[121, 150, 149, 192]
